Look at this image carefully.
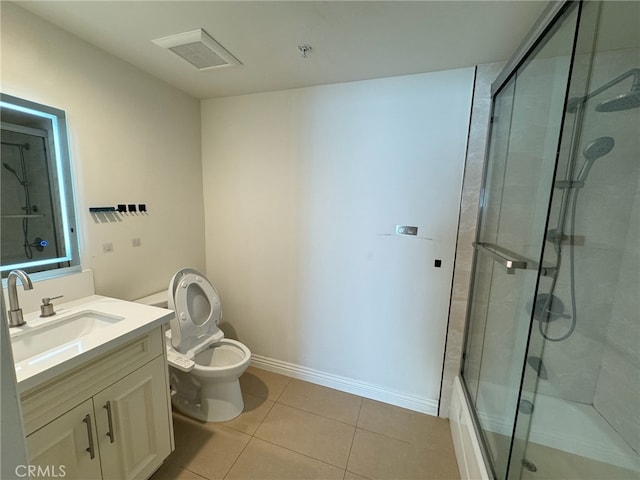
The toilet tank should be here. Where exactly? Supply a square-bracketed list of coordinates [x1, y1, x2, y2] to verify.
[134, 291, 170, 309]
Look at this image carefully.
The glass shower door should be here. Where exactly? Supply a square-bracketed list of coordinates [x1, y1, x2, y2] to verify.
[511, 1, 640, 478]
[461, 5, 579, 479]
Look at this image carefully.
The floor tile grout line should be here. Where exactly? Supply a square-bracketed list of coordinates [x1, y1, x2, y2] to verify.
[271, 397, 361, 428]
[278, 396, 362, 424]
[182, 465, 211, 480]
[252, 394, 278, 434]
[353, 425, 416, 446]
[249, 372, 427, 471]
[272, 374, 292, 403]
[345, 470, 374, 480]
[221, 430, 255, 480]
[343, 399, 363, 480]
[255, 435, 350, 472]
[252, 387, 360, 474]
[222, 391, 278, 479]
[355, 397, 364, 425]
[167, 370, 460, 480]
[170, 417, 249, 480]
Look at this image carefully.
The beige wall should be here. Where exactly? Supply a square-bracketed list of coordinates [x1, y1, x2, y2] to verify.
[2, 0, 478, 414]
[1, 3, 205, 300]
[201, 70, 475, 412]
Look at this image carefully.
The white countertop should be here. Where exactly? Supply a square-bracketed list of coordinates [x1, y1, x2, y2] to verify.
[10, 295, 173, 393]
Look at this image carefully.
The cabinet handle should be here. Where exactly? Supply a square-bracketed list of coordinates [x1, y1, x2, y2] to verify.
[82, 414, 96, 459]
[103, 401, 115, 443]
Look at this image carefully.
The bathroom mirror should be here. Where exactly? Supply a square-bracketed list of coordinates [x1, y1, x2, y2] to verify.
[0, 94, 79, 278]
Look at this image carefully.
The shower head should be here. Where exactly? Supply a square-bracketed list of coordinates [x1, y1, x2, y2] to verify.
[577, 136, 615, 182]
[566, 68, 640, 113]
[595, 88, 640, 112]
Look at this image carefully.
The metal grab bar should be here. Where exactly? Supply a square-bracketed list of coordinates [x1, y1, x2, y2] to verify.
[473, 242, 529, 274]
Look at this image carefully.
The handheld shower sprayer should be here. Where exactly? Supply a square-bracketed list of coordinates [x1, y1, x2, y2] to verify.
[576, 136, 615, 183]
[2, 162, 25, 184]
[2, 162, 16, 173]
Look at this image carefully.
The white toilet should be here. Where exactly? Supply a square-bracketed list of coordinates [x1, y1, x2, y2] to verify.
[159, 268, 251, 422]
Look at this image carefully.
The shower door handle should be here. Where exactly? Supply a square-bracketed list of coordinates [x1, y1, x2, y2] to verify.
[473, 243, 529, 274]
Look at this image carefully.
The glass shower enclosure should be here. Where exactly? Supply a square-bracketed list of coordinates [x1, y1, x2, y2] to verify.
[461, 1, 639, 479]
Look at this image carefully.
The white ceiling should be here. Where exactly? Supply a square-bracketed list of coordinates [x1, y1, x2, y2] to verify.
[15, 1, 548, 99]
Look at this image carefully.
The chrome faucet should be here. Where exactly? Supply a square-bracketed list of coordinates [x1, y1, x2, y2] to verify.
[7, 269, 33, 327]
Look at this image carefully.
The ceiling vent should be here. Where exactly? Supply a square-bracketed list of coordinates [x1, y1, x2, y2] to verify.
[152, 28, 241, 71]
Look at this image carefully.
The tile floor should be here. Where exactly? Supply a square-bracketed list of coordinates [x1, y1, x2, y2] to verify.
[151, 366, 460, 480]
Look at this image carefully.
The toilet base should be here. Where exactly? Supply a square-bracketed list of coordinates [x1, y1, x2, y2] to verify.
[171, 376, 245, 422]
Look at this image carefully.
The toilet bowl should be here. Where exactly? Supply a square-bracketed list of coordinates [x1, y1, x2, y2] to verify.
[138, 268, 251, 422]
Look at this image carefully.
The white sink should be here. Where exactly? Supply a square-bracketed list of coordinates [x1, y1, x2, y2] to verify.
[11, 310, 124, 364]
[10, 295, 173, 393]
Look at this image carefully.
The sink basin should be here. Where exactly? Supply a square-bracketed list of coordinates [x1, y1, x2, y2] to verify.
[11, 311, 125, 364]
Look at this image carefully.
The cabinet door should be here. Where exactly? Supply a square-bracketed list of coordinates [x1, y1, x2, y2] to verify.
[93, 357, 172, 480]
[26, 399, 102, 480]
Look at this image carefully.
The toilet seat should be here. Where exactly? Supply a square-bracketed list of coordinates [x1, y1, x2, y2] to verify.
[168, 268, 223, 356]
[192, 339, 252, 378]
[164, 268, 252, 422]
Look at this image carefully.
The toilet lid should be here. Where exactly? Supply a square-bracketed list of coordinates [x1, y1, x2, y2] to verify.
[168, 268, 222, 353]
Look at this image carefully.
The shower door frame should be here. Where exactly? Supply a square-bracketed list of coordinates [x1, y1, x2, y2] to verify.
[459, 0, 583, 478]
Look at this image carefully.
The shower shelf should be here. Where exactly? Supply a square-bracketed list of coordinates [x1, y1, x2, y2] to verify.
[1, 214, 45, 219]
[473, 242, 556, 276]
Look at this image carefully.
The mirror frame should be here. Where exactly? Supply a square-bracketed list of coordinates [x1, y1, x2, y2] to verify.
[0, 94, 80, 279]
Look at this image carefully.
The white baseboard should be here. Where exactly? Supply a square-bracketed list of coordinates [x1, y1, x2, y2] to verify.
[250, 354, 439, 416]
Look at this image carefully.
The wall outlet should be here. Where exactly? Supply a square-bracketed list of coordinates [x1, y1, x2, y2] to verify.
[103, 242, 114, 253]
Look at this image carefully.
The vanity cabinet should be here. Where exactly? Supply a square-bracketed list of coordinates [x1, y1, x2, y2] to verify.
[94, 357, 171, 479]
[21, 327, 173, 480]
[26, 399, 102, 480]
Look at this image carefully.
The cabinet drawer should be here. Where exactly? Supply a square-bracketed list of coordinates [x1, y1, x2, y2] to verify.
[21, 328, 164, 435]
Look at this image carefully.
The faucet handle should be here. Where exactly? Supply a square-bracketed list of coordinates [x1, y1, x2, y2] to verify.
[40, 295, 63, 317]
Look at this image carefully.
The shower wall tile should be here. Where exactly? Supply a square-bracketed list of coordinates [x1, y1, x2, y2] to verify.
[593, 180, 640, 453]
[440, 62, 504, 417]
[535, 47, 640, 404]
[593, 349, 640, 454]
